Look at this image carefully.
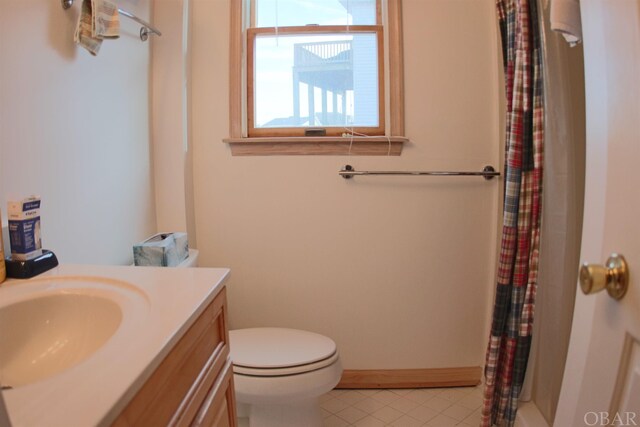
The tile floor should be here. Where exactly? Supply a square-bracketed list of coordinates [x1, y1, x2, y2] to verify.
[320, 386, 483, 427]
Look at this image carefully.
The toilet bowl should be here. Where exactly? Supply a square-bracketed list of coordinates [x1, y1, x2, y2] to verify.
[229, 328, 343, 427]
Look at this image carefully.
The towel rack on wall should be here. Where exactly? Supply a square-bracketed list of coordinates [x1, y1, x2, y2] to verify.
[62, 0, 162, 41]
[339, 165, 501, 181]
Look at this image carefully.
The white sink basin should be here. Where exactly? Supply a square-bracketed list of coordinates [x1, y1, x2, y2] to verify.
[0, 276, 148, 388]
[0, 293, 122, 387]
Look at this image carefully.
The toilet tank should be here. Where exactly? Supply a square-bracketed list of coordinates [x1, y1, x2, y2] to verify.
[177, 249, 199, 268]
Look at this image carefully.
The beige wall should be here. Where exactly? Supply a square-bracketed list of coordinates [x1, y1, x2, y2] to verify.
[189, 0, 502, 370]
[151, 0, 198, 241]
[0, 0, 156, 265]
[0, 0, 503, 370]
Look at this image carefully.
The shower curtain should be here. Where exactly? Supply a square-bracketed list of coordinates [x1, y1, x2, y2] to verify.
[481, 0, 544, 426]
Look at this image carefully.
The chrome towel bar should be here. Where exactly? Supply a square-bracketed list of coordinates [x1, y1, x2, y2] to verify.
[62, 0, 162, 41]
[117, 8, 162, 40]
[339, 165, 500, 181]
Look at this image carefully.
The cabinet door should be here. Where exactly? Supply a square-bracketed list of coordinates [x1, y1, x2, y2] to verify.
[192, 361, 237, 427]
[209, 397, 231, 427]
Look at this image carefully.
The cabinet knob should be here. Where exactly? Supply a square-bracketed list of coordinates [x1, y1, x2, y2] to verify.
[579, 253, 629, 300]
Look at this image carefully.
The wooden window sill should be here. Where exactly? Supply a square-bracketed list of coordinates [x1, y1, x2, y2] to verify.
[223, 136, 408, 156]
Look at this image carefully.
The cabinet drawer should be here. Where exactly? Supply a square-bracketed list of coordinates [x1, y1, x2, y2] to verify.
[191, 360, 237, 427]
[113, 287, 229, 427]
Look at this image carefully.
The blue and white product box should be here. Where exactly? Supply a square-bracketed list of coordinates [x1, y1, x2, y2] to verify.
[133, 232, 188, 267]
[8, 196, 43, 261]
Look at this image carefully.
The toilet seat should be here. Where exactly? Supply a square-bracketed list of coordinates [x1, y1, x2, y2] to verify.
[230, 328, 339, 377]
[234, 351, 340, 376]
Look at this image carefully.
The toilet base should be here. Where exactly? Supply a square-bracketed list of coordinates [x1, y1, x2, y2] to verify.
[237, 399, 323, 427]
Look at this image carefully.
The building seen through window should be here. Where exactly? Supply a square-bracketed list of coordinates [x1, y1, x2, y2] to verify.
[249, 0, 383, 136]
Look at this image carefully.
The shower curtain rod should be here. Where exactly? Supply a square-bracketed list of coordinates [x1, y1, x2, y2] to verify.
[339, 165, 500, 180]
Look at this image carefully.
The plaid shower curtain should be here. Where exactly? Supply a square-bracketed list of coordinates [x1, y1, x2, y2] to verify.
[481, 0, 544, 426]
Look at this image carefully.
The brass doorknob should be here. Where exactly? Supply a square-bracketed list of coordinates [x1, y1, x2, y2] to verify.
[579, 253, 629, 300]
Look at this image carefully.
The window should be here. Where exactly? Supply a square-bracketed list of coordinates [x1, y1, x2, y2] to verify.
[227, 0, 406, 155]
[250, 0, 383, 136]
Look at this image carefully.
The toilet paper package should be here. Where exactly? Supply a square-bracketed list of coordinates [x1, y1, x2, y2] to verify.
[133, 232, 188, 267]
[8, 196, 42, 261]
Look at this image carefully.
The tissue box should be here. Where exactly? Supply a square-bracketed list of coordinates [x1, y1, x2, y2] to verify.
[8, 196, 43, 261]
[133, 232, 188, 267]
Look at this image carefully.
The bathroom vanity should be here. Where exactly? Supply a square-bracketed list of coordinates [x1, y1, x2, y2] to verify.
[112, 284, 236, 426]
[0, 264, 236, 426]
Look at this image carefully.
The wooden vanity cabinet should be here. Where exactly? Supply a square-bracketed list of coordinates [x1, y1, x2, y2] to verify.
[112, 286, 237, 427]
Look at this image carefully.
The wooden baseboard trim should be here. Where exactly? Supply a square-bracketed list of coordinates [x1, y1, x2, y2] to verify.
[336, 367, 482, 389]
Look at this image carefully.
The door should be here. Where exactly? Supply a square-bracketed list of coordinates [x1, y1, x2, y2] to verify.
[554, 1, 640, 426]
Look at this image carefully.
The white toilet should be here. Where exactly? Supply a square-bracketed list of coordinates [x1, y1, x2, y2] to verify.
[176, 249, 199, 267]
[229, 327, 343, 427]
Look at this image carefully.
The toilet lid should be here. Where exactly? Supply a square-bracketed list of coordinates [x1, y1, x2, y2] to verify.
[229, 328, 338, 376]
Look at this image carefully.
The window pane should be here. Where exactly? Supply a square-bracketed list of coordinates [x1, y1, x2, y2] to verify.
[256, 0, 377, 27]
[254, 33, 379, 129]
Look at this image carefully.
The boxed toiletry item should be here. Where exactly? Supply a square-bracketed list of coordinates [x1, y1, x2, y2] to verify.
[7, 196, 42, 261]
[133, 232, 188, 267]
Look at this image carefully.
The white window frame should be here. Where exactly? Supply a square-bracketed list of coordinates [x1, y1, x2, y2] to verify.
[226, 0, 406, 155]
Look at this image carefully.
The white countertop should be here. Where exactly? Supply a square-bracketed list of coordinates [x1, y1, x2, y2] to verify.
[0, 264, 230, 427]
